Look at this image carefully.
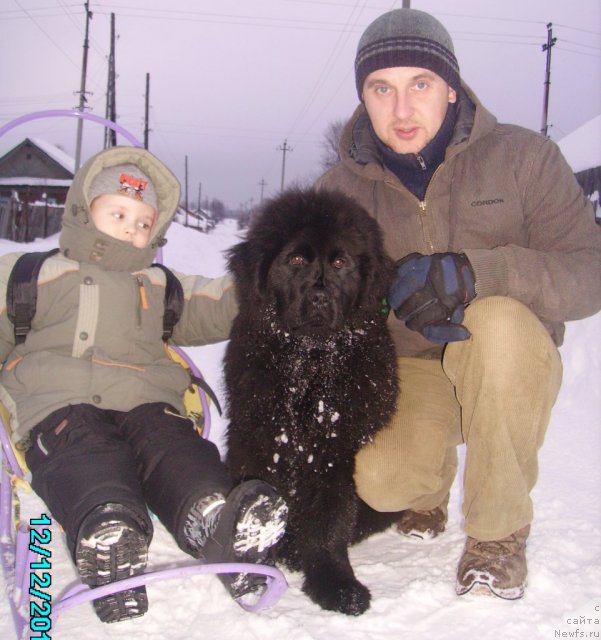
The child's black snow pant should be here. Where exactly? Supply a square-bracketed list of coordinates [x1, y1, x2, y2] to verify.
[25, 402, 231, 557]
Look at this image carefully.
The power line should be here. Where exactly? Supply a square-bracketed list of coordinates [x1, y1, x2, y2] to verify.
[82, 6, 371, 32]
[553, 22, 601, 37]
[556, 45, 601, 59]
[286, 0, 368, 134]
[559, 39, 601, 52]
[57, 0, 109, 59]
[11, 0, 80, 70]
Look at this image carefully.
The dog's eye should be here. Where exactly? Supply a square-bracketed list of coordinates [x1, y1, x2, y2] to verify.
[289, 254, 307, 266]
[332, 257, 346, 269]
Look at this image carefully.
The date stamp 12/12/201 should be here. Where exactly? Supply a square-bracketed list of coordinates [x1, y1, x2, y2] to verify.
[28, 513, 53, 639]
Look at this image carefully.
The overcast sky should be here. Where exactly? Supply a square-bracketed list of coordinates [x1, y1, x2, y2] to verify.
[1, 0, 600, 209]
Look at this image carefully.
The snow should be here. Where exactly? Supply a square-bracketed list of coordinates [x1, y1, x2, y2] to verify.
[0, 177, 72, 187]
[558, 115, 601, 173]
[28, 138, 75, 175]
[0, 219, 600, 640]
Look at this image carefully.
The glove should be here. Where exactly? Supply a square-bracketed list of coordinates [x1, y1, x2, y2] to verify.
[388, 252, 476, 344]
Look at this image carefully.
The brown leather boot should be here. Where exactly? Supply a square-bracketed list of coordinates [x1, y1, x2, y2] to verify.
[455, 525, 530, 600]
[396, 503, 448, 540]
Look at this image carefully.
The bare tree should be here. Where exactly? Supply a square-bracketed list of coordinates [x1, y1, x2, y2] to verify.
[319, 119, 345, 172]
[210, 198, 226, 222]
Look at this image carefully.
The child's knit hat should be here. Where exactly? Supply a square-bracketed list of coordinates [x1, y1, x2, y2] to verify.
[88, 163, 158, 210]
[355, 8, 460, 99]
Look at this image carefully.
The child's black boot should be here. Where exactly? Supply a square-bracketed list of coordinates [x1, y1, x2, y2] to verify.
[75, 502, 151, 623]
[185, 480, 288, 602]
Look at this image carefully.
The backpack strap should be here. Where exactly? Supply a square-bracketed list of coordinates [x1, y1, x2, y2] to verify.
[7, 248, 59, 344]
[151, 263, 184, 342]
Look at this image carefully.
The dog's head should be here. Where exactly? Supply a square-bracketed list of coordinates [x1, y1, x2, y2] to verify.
[228, 188, 393, 337]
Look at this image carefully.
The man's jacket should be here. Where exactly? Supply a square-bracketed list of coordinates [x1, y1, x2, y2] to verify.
[316, 83, 601, 358]
[0, 147, 238, 443]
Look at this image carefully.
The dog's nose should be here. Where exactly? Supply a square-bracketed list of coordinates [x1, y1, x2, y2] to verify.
[311, 290, 329, 307]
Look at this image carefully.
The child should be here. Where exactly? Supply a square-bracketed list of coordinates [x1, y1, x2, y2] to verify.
[0, 146, 287, 623]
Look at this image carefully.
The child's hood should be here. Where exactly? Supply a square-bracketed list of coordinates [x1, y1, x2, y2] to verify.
[59, 146, 181, 271]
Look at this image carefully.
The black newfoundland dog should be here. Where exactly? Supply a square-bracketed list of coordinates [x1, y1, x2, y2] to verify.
[224, 188, 401, 616]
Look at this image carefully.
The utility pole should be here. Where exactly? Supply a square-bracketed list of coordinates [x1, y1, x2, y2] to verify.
[103, 12, 117, 149]
[198, 182, 202, 211]
[75, 0, 93, 171]
[540, 22, 557, 137]
[258, 178, 267, 203]
[278, 140, 292, 192]
[184, 155, 189, 227]
[144, 73, 150, 149]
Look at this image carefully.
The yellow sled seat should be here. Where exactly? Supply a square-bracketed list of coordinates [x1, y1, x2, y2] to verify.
[167, 344, 208, 437]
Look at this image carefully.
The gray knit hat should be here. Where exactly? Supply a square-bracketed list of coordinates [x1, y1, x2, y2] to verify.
[88, 163, 158, 210]
[355, 8, 460, 98]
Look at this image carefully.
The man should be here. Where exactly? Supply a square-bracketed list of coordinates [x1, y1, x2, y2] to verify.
[316, 8, 601, 599]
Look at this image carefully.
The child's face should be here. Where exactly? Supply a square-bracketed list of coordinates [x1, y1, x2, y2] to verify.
[90, 194, 156, 248]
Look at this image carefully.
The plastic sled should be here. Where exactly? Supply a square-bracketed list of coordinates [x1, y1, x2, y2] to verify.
[0, 110, 287, 638]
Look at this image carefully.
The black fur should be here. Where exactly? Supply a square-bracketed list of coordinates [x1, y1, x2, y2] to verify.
[224, 188, 400, 615]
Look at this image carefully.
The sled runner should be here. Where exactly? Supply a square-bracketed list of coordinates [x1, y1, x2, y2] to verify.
[0, 110, 287, 638]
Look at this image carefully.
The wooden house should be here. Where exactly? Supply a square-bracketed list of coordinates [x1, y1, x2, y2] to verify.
[0, 138, 74, 206]
[559, 115, 601, 225]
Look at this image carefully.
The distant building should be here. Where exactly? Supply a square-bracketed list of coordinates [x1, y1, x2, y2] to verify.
[0, 138, 73, 242]
[558, 115, 601, 225]
[0, 138, 74, 205]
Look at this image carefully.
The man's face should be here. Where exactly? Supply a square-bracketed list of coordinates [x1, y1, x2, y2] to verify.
[90, 194, 156, 249]
[362, 66, 457, 154]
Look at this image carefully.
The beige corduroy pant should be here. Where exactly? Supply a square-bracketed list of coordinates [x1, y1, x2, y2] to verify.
[354, 296, 563, 541]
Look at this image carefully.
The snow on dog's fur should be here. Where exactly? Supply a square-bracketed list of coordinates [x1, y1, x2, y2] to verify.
[224, 188, 401, 616]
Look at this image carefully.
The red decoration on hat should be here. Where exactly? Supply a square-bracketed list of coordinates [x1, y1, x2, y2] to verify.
[118, 173, 148, 201]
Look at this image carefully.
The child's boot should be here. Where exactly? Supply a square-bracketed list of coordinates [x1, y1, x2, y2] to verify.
[75, 502, 151, 623]
[184, 480, 288, 602]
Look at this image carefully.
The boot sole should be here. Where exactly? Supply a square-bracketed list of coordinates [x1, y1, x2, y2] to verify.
[233, 494, 288, 557]
[228, 494, 288, 600]
[456, 569, 525, 600]
[75, 520, 149, 623]
[203, 481, 288, 601]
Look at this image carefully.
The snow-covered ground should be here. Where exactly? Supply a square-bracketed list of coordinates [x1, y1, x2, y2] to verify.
[0, 219, 599, 640]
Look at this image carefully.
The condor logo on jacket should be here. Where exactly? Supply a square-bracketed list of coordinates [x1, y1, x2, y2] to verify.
[471, 198, 505, 207]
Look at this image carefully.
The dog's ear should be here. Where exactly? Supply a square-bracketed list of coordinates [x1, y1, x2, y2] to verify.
[227, 241, 257, 307]
[339, 199, 394, 316]
[227, 238, 275, 308]
[354, 249, 392, 315]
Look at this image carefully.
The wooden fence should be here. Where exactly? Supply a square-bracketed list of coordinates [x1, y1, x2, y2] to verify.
[0, 200, 63, 242]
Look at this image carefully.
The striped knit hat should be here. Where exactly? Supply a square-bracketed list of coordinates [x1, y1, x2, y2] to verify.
[88, 163, 158, 210]
[355, 8, 460, 99]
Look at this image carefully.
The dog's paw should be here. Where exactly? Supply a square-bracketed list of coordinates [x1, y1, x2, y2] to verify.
[304, 572, 371, 616]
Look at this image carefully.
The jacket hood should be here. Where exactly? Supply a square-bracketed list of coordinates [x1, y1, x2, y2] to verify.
[60, 146, 181, 271]
[339, 82, 496, 177]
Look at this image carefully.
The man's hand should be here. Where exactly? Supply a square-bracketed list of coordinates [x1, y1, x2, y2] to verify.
[388, 252, 476, 344]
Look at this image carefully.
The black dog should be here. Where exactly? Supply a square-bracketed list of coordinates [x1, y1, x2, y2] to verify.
[224, 188, 400, 615]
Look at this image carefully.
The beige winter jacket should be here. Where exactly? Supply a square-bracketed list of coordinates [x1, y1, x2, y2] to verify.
[0, 147, 238, 442]
[316, 84, 601, 358]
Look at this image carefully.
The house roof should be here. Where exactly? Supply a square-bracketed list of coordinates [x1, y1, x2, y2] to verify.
[0, 137, 75, 180]
[558, 115, 601, 173]
[28, 137, 75, 175]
